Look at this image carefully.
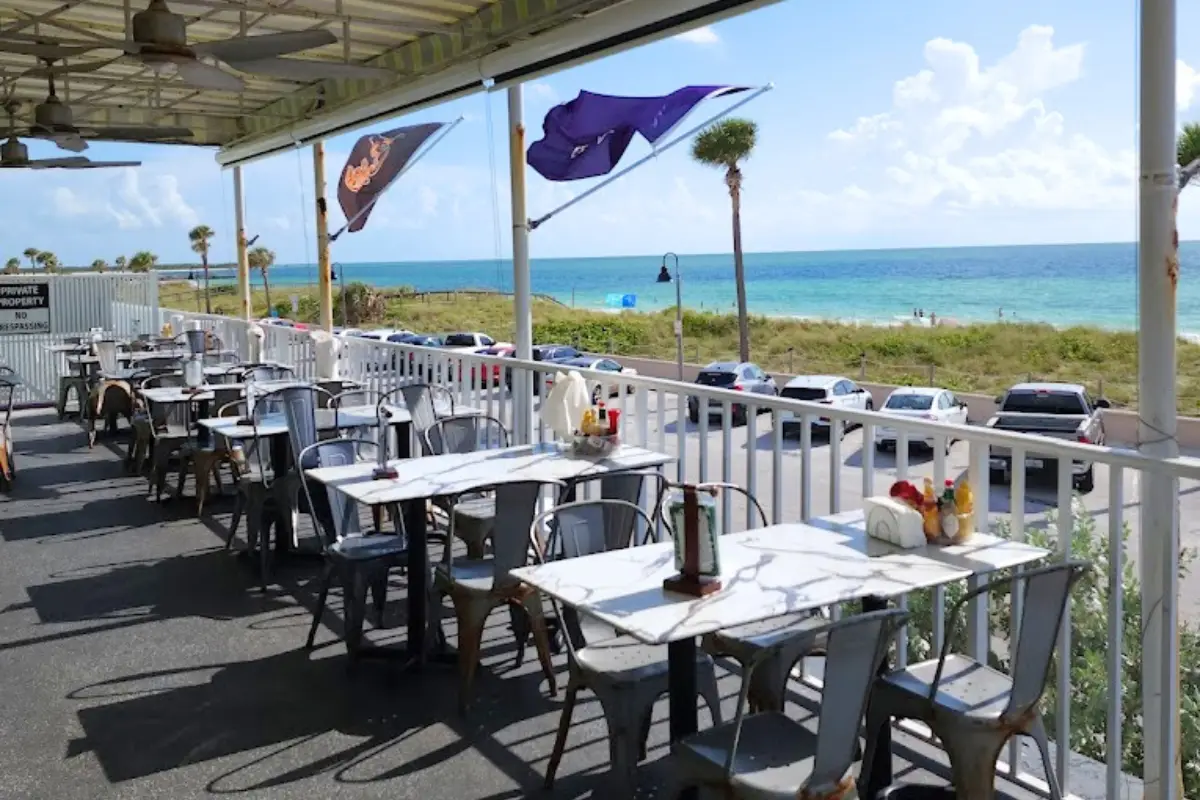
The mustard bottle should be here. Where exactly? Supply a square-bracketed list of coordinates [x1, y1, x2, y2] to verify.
[921, 478, 940, 539]
[955, 479, 974, 517]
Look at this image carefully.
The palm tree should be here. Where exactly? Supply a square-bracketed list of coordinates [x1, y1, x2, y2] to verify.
[188, 224, 215, 313]
[4, 258, 19, 275]
[22, 247, 38, 271]
[247, 245, 275, 312]
[35, 251, 58, 273]
[1180, 122, 1200, 190]
[91, 258, 107, 273]
[128, 251, 157, 273]
[692, 118, 758, 362]
[115, 255, 127, 271]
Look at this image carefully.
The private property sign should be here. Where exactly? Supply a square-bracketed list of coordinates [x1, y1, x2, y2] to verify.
[0, 283, 50, 334]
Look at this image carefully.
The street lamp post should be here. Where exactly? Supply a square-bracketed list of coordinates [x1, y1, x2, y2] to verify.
[663, 252, 683, 381]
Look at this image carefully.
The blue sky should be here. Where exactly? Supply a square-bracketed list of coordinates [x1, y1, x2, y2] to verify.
[5, 0, 1200, 267]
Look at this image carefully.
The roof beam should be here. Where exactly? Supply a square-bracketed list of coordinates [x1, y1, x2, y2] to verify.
[173, 0, 447, 34]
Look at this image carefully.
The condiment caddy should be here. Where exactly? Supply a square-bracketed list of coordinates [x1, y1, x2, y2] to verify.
[887, 477, 975, 544]
[571, 400, 621, 456]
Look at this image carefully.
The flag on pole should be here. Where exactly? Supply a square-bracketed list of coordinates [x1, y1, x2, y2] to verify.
[527, 86, 749, 182]
[337, 122, 444, 233]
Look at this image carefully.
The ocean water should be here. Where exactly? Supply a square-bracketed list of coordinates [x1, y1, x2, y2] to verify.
[201, 241, 1200, 333]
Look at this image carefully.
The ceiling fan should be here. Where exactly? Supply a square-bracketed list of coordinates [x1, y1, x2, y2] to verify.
[1, 112, 139, 169]
[1, 78, 193, 153]
[0, 0, 395, 92]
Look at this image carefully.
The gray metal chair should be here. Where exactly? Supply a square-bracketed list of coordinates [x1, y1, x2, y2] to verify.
[673, 608, 909, 800]
[429, 479, 562, 714]
[138, 373, 195, 502]
[686, 482, 830, 714]
[244, 364, 296, 383]
[223, 399, 270, 558]
[397, 383, 455, 456]
[539, 499, 725, 795]
[425, 414, 508, 559]
[298, 438, 408, 655]
[859, 561, 1091, 800]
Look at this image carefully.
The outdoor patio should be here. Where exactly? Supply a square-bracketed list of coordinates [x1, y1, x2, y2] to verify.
[0, 407, 1053, 799]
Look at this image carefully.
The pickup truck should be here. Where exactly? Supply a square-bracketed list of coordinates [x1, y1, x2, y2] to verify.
[986, 382, 1109, 492]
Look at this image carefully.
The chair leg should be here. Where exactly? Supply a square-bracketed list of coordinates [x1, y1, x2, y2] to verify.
[543, 683, 579, 789]
[258, 517, 272, 591]
[226, 492, 244, 551]
[370, 574, 388, 628]
[941, 727, 1006, 800]
[342, 569, 370, 655]
[522, 593, 558, 698]
[307, 563, 335, 649]
[194, 458, 210, 516]
[857, 698, 890, 799]
[697, 658, 723, 726]
[449, 591, 494, 714]
[509, 605, 530, 667]
[175, 453, 190, 499]
[594, 687, 644, 795]
[1028, 715, 1063, 800]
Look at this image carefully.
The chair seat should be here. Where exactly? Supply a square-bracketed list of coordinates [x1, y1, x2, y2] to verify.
[330, 533, 407, 561]
[880, 654, 1012, 721]
[575, 634, 712, 681]
[674, 711, 852, 800]
[706, 612, 828, 660]
[151, 423, 191, 441]
[434, 556, 498, 593]
[451, 494, 496, 546]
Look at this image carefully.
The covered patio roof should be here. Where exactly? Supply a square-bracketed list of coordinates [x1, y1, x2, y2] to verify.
[0, 0, 778, 166]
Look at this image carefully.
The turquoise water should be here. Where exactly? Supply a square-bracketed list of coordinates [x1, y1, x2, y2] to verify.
[195, 242, 1200, 333]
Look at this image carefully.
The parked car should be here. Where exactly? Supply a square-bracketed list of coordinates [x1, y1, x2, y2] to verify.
[466, 344, 514, 387]
[385, 332, 443, 375]
[986, 382, 1108, 492]
[778, 374, 872, 439]
[542, 356, 638, 403]
[873, 386, 968, 453]
[333, 327, 363, 337]
[686, 362, 777, 426]
[504, 344, 582, 394]
[357, 328, 413, 341]
[442, 332, 500, 352]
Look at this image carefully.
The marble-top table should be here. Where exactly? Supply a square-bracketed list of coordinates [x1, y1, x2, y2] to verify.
[305, 442, 675, 664]
[512, 512, 1049, 797]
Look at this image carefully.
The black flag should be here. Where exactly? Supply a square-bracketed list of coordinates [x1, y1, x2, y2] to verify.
[337, 122, 443, 233]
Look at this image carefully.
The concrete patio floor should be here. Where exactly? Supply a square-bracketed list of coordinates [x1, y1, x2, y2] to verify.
[0, 410, 1040, 799]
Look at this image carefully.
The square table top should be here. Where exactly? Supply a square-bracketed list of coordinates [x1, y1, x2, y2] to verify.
[306, 442, 673, 506]
[510, 517, 1049, 646]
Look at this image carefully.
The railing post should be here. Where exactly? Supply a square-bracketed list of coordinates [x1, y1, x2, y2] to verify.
[1139, 1, 1183, 797]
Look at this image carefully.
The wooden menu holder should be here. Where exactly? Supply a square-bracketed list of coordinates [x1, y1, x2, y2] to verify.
[662, 484, 722, 597]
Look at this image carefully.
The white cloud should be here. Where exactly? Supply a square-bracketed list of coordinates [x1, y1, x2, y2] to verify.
[820, 25, 1134, 220]
[674, 25, 719, 45]
[528, 82, 557, 102]
[1179, 59, 1200, 110]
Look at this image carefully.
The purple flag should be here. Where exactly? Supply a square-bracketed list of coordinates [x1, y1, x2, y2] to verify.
[527, 86, 748, 182]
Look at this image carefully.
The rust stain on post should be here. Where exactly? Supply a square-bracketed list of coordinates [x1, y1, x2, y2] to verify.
[1169, 192, 1181, 291]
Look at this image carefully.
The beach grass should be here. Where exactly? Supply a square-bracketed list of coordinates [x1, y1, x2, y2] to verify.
[164, 281, 1200, 412]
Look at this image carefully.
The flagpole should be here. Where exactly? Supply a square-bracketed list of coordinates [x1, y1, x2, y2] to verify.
[528, 84, 773, 230]
[328, 117, 465, 242]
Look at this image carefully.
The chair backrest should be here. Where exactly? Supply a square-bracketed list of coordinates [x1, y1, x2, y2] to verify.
[204, 351, 240, 367]
[726, 608, 908, 789]
[297, 438, 378, 549]
[139, 373, 189, 427]
[95, 340, 119, 373]
[1004, 560, 1091, 716]
[138, 356, 181, 372]
[63, 336, 83, 346]
[216, 399, 246, 418]
[140, 373, 186, 391]
[656, 480, 768, 538]
[486, 481, 558, 590]
[424, 414, 508, 456]
[598, 470, 669, 546]
[245, 364, 296, 383]
[269, 385, 334, 471]
[397, 383, 454, 453]
[210, 386, 242, 414]
[530, 498, 655, 656]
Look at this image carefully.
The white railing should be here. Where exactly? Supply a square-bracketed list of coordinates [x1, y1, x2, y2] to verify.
[162, 308, 1191, 798]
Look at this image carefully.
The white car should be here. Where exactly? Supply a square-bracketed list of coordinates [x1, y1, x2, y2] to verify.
[356, 328, 413, 341]
[442, 332, 503, 353]
[779, 375, 873, 439]
[543, 356, 638, 403]
[874, 386, 969, 453]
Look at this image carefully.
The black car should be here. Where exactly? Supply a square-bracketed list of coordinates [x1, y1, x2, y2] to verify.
[686, 361, 778, 425]
[504, 344, 582, 394]
[387, 333, 444, 374]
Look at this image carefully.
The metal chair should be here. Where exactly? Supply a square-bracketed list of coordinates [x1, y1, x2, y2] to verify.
[689, 482, 829, 714]
[0, 377, 16, 488]
[332, 388, 382, 451]
[223, 399, 270, 559]
[397, 383, 455, 456]
[298, 438, 408, 655]
[244, 364, 296, 383]
[190, 386, 242, 515]
[139, 374, 195, 502]
[424, 414, 509, 559]
[859, 561, 1091, 800]
[672, 608, 909, 800]
[539, 499, 725, 795]
[429, 479, 563, 714]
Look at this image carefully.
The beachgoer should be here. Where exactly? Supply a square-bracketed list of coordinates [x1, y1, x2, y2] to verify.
[913, 308, 919, 318]
[930, 312, 937, 325]
[918, 309, 924, 318]
[998, 307, 1004, 319]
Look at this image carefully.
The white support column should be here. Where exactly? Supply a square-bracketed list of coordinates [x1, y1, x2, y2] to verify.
[1138, 1, 1182, 797]
[508, 84, 533, 444]
[233, 165, 252, 322]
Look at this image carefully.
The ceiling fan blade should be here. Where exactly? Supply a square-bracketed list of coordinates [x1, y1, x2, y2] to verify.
[30, 156, 90, 168]
[227, 56, 393, 82]
[175, 59, 244, 92]
[50, 133, 88, 153]
[71, 160, 141, 169]
[29, 58, 121, 77]
[83, 125, 194, 140]
[0, 40, 100, 59]
[194, 29, 336, 64]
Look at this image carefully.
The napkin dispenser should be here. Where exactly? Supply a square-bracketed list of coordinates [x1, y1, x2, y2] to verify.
[864, 496, 926, 549]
